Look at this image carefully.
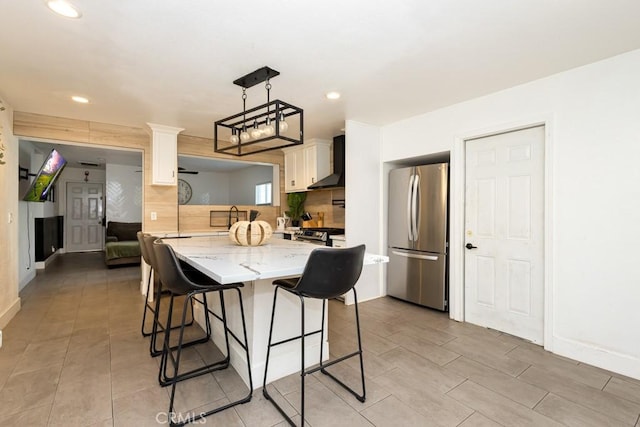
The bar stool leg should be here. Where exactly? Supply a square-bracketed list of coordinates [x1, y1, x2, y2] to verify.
[299, 295, 306, 425]
[141, 267, 154, 337]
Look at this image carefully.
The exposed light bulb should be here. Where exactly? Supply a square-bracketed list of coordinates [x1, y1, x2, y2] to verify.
[229, 129, 239, 144]
[240, 130, 251, 142]
[263, 124, 275, 137]
[277, 112, 289, 133]
[278, 119, 288, 133]
[263, 117, 275, 137]
[250, 120, 262, 139]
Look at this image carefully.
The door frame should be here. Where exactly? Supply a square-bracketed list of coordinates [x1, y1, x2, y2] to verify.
[450, 114, 554, 351]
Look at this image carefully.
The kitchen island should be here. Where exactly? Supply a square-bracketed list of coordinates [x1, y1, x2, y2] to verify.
[161, 235, 388, 389]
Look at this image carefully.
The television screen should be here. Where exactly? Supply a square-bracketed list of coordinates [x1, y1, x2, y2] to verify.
[22, 149, 67, 202]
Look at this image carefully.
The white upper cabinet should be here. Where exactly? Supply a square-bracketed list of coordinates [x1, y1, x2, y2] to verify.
[147, 123, 184, 186]
[283, 139, 330, 193]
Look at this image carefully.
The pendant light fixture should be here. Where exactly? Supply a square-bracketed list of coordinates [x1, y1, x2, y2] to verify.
[214, 67, 303, 156]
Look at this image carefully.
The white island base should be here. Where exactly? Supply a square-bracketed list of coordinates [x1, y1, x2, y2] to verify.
[192, 277, 327, 389]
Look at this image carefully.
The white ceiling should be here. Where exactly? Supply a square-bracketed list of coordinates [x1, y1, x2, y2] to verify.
[2, 1, 640, 145]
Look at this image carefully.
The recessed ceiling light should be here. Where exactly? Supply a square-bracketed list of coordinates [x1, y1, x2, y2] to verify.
[71, 95, 89, 104]
[46, 0, 82, 19]
[325, 91, 341, 100]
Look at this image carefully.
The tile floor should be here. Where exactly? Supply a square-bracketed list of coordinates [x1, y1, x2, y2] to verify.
[1, 252, 639, 426]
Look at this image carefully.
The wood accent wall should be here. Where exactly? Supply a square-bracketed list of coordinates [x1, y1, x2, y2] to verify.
[178, 205, 278, 233]
[13, 112, 286, 234]
[303, 188, 345, 228]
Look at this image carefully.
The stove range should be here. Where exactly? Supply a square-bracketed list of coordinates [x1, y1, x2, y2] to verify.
[294, 227, 345, 246]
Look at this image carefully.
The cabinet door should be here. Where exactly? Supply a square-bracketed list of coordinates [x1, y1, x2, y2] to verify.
[149, 125, 180, 185]
[303, 143, 330, 187]
[284, 149, 304, 192]
[152, 134, 176, 185]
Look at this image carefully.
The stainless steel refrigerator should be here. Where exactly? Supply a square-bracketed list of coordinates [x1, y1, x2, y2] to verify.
[387, 163, 449, 311]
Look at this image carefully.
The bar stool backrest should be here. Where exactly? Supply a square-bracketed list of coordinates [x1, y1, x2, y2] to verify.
[137, 232, 152, 266]
[152, 241, 218, 295]
[293, 244, 366, 299]
[142, 234, 159, 271]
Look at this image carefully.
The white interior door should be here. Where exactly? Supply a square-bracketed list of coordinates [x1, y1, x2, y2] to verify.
[66, 182, 104, 252]
[464, 126, 544, 343]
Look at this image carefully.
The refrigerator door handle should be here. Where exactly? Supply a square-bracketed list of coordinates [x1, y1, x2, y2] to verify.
[413, 174, 421, 241]
[391, 250, 439, 261]
[407, 174, 415, 241]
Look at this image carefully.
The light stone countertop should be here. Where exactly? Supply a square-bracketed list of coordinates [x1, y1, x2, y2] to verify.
[161, 235, 388, 284]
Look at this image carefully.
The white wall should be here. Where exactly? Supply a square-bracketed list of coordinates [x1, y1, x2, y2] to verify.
[380, 49, 640, 379]
[345, 121, 385, 304]
[105, 164, 141, 222]
[17, 141, 64, 290]
[183, 171, 230, 205]
[0, 103, 21, 328]
[229, 165, 274, 205]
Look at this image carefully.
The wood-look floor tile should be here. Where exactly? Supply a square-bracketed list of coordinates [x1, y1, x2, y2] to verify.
[234, 387, 291, 426]
[386, 332, 460, 366]
[507, 344, 611, 389]
[0, 363, 62, 417]
[374, 367, 473, 425]
[391, 321, 457, 346]
[12, 336, 70, 375]
[534, 393, 626, 427]
[312, 360, 390, 411]
[604, 376, 640, 405]
[284, 381, 374, 427]
[443, 336, 529, 377]
[447, 380, 563, 427]
[457, 412, 503, 427]
[360, 395, 435, 427]
[48, 373, 112, 426]
[190, 399, 246, 426]
[445, 356, 547, 408]
[0, 404, 52, 427]
[519, 365, 640, 425]
[377, 347, 466, 393]
[112, 385, 169, 427]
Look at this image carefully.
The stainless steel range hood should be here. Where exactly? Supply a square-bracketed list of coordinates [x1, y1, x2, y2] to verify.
[307, 135, 345, 190]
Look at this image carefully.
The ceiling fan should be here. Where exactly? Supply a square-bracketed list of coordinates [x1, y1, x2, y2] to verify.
[135, 166, 199, 174]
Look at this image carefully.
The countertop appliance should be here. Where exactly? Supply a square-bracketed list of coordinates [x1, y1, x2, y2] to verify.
[387, 163, 449, 311]
[294, 227, 345, 246]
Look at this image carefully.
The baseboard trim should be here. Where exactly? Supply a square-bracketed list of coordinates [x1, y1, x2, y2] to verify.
[35, 250, 61, 270]
[19, 270, 36, 291]
[0, 298, 21, 329]
[553, 335, 640, 380]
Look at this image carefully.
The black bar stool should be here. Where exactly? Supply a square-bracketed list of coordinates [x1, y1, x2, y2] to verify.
[139, 233, 198, 359]
[262, 244, 367, 426]
[138, 231, 160, 338]
[152, 240, 253, 427]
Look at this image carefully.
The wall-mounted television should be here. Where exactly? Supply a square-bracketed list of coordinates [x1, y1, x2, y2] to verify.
[22, 149, 67, 202]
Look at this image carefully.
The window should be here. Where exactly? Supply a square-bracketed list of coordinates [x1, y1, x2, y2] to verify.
[255, 182, 272, 205]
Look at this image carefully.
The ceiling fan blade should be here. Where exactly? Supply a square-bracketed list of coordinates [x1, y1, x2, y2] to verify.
[178, 166, 199, 174]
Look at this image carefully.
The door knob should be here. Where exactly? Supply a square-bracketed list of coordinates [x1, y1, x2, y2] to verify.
[465, 243, 477, 249]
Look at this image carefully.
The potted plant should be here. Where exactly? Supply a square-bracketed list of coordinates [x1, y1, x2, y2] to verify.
[285, 192, 306, 227]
